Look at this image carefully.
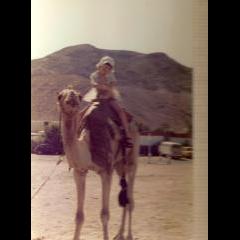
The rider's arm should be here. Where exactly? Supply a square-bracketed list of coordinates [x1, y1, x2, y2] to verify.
[90, 73, 112, 91]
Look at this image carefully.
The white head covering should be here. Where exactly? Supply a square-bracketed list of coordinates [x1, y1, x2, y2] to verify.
[96, 56, 115, 70]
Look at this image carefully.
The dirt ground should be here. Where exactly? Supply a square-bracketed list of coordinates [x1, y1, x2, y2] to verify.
[31, 154, 193, 240]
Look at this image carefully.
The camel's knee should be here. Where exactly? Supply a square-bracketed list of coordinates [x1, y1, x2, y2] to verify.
[101, 208, 110, 223]
[75, 211, 84, 224]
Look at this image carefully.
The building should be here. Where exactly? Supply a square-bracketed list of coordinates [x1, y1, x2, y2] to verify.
[139, 131, 192, 156]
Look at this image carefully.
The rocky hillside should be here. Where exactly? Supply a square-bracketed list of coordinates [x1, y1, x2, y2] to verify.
[31, 44, 192, 133]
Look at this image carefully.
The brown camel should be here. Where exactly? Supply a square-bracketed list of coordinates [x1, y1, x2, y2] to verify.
[57, 87, 140, 240]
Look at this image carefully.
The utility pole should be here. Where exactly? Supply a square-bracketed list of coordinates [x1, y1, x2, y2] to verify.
[148, 132, 151, 162]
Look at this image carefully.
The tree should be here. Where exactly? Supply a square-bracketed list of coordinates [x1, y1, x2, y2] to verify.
[136, 122, 150, 133]
[160, 123, 171, 141]
[40, 124, 64, 154]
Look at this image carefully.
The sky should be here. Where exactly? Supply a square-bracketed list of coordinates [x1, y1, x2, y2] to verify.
[31, 0, 193, 67]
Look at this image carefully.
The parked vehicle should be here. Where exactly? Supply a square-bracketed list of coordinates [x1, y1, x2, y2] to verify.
[181, 146, 193, 159]
[159, 141, 182, 159]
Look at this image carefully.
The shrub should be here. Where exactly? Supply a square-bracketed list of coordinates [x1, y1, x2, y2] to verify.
[136, 122, 150, 133]
[31, 124, 64, 155]
[43, 124, 64, 154]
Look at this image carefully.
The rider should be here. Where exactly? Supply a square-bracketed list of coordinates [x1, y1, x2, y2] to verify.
[84, 56, 133, 148]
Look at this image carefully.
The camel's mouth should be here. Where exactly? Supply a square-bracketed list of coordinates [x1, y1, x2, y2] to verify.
[58, 89, 82, 113]
[65, 98, 80, 108]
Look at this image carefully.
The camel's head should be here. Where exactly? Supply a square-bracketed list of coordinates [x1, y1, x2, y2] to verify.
[57, 87, 82, 115]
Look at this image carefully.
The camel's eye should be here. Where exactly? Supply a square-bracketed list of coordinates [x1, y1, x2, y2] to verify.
[58, 94, 63, 101]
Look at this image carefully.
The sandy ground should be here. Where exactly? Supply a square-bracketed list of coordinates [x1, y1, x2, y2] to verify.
[31, 154, 193, 240]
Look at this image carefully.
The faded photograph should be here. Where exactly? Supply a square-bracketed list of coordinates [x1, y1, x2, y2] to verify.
[31, 1, 198, 240]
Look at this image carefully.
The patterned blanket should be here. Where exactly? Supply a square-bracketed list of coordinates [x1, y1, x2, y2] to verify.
[80, 101, 121, 172]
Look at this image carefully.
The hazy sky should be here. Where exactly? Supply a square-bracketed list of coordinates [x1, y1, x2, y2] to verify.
[31, 0, 193, 67]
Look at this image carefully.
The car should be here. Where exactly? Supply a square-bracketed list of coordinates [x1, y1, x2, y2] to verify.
[159, 141, 182, 159]
[181, 146, 193, 159]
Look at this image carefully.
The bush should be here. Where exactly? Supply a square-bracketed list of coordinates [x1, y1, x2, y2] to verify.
[136, 122, 150, 132]
[32, 124, 64, 155]
[43, 124, 64, 154]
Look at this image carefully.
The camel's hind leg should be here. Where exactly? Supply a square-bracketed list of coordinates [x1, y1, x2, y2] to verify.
[113, 206, 127, 240]
[126, 168, 136, 240]
[73, 169, 87, 240]
[113, 163, 128, 240]
[114, 166, 136, 240]
[100, 171, 113, 240]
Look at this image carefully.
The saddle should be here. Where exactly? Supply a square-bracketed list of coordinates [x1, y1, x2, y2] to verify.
[77, 99, 133, 172]
[78, 100, 132, 135]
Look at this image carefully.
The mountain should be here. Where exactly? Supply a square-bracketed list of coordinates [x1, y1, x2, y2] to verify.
[31, 44, 192, 133]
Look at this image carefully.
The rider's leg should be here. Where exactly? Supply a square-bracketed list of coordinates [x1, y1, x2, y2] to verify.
[109, 100, 131, 139]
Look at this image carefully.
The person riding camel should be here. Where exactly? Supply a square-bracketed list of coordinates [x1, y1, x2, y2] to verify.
[83, 56, 133, 148]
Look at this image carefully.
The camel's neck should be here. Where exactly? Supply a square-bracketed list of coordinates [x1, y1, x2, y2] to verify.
[61, 113, 78, 148]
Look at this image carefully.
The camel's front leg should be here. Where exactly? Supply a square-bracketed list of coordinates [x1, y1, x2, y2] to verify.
[100, 171, 113, 240]
[73, 169, 87, 240]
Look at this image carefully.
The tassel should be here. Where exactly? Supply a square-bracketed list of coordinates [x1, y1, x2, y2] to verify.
[118, 175, 129, 207]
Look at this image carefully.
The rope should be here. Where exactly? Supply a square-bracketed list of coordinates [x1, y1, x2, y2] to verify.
[31, 113, 64, 201]
[31, 158, 63, 201]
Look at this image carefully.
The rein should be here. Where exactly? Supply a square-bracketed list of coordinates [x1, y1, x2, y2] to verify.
[31, 113, 64, 201]
[118, 138, 130, 207]
[31, 157, 63, 201]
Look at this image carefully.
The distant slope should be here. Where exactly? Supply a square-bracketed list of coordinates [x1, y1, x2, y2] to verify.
[31, 44, 192, 132]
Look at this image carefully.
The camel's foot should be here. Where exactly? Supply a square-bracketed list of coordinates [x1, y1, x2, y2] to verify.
[103, 234, 109, 240]
[126, 235, 133, 240]
[73, 236, 81, 240]
[113, 233, 125, 240]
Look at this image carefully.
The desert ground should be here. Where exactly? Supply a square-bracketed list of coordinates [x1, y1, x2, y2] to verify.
[31, 154, 193, 240]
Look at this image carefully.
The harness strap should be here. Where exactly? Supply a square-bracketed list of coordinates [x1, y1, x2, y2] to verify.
[118, 139, 130, 207]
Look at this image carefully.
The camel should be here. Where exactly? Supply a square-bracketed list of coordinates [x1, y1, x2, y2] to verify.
[57, 87, 140, 240]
